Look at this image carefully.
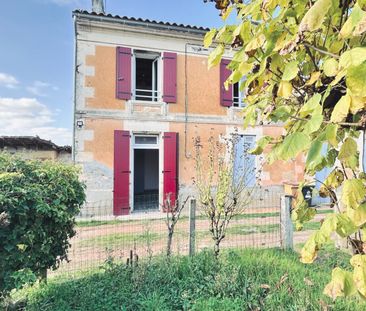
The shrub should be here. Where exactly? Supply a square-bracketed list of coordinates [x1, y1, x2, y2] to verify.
[0, 153, 85, 296]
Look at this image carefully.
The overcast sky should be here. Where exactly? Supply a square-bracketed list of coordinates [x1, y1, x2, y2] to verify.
[0, 0, 226, 146]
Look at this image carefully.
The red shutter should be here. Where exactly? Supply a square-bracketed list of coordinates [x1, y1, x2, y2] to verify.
[116, 47, 132, 100]
[113, 130, 130, 215]
[163, 52, 177, 103]
[163, 132, 178, 207]
[220, 59, 233, 107]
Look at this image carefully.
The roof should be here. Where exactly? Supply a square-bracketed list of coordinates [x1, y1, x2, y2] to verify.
[0, 136, 71, 153]
[72, 10, 210, 35]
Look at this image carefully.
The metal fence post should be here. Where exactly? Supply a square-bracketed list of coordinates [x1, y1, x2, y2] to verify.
[189, 198, 196, 256]
[281, 195, 293, 250]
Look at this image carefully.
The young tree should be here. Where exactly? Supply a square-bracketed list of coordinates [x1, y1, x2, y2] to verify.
[204, 0, 366, 300]
[163, 194, 190, 257]
[194, 133, 255, 257]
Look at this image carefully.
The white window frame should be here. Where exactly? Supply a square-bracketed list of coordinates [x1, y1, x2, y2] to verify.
[132, 50, 162, 102]
[233, 78, 246, 108]
[132, 134, 159, 149]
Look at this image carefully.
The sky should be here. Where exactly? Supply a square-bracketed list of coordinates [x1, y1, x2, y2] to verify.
[0, 0, 228, 146]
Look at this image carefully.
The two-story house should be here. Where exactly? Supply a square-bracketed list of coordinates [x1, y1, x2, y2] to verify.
[72, 0, 305, 216]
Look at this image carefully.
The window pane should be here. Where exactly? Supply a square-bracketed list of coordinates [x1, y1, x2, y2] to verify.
[135, 136, 157, 144]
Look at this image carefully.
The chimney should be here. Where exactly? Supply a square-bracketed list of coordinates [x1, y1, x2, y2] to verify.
[92, 0, 105, 14]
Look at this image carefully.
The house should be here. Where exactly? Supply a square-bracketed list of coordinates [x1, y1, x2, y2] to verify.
[72, 0, 305, 216]
[0, 136, 71, 162]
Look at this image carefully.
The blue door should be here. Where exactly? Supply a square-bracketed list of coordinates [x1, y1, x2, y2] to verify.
[233, 135, 256, 187]
[312, 143, 331, 205]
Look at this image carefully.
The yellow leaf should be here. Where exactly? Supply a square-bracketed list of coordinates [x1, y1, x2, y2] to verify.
[354, 14, 366, 36]
[299, 0, 332, 33]
[277, 81, 293, 99]
[204, 29, 217, 48]
[339, 4, 366, 39]
[342, 179, 366, 209]
[323, 58, 339, 77]
[245, 34, 266, 53]
[306, 71, 321, 85]
[339, 47, 366, 69]
[351, 255, 366, 297]
[330, 93, 351, 123]
[208, 44, 225, 69]
[324, 268, 357, 300]
[350, 95, 366, 114]
[347, 203, 366, 227]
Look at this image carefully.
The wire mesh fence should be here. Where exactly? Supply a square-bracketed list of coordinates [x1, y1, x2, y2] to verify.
[50, 187, 284, 278]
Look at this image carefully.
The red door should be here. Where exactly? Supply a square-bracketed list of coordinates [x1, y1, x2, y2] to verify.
[113, 130, 130, 215]
[163, 132, 178, 207]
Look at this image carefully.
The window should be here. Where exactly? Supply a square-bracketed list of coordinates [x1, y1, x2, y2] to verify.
[133, 135, 159, 148]
[133, 50, 160, 101]
[233, 78, 246, 108]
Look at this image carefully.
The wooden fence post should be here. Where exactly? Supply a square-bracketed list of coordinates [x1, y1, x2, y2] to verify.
[281, 195, 294, 250]
[189, 198, 196, 256]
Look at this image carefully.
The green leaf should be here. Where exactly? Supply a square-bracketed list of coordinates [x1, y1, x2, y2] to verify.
[339, 48, 366, 69]
[299, 93, 322, 117]
[325, 124, 339, 147]
[323, 58, 339, 77]
[204, 29, 217, 48]
[282, 61, 299, 81]
[249, 136, 272, 155]
[335, 213, 358, 237]
[306, 140, 324, 171]
[342, 179, 366, 209]
[277, 132, 310, 161]
[208, 44, 225, 69]
[338, 137, 359, 169]
[346, 62, 366, 97]
[303, 114, 323, 135]
[299, 0, 332, 32]
[330, 93, 351, 123]
[324, 268, 357, 300]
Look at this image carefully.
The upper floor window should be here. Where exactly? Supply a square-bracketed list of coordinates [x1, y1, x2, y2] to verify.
[116, 46, 177, 104]
[133, 50, 161, 102]
[233, 80, 246, 108]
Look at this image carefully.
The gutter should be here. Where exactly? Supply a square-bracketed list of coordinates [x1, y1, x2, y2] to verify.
[72, 11, 208, 37]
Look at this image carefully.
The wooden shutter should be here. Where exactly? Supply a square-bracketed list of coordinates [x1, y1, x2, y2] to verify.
[220, 59, 233, 107]
[116, 47, 132, 100]
[113, 130, 130, 215]
[163, 132, 178, 206]
[163, 52, 177, 103]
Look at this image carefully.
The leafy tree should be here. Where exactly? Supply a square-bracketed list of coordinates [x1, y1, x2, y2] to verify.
[0, 153, 85, 297]
[205, 0, 366, 300]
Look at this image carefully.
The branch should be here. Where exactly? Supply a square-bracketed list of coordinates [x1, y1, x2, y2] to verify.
[302, 43, 340, 59]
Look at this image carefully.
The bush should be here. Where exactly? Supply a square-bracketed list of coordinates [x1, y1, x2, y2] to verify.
[0, 153, 85, 296]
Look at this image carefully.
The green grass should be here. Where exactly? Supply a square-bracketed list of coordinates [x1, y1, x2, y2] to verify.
[227, 223, 279, 235]
[76, 211, 282, 229]
[21, 247, 365, 311]
[78, 231, 163, 248]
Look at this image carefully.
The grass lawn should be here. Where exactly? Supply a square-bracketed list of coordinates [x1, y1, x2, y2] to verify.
[19, 246, 364, 311]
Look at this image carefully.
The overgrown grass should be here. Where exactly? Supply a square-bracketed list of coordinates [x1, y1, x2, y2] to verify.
[22, 247, 364, 311]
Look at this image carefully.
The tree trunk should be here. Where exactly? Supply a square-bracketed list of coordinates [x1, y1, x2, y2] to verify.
[167, 230, 173, 257]
[214, 239, 220, 258]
